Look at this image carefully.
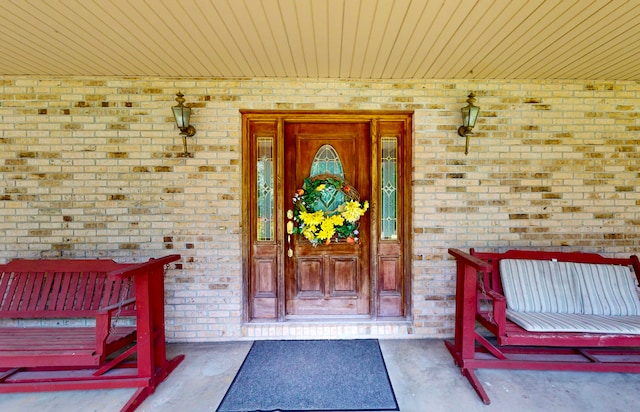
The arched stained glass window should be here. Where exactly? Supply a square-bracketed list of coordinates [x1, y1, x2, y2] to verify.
[309, 144, 345, 212]
[310, 144, 344, 177]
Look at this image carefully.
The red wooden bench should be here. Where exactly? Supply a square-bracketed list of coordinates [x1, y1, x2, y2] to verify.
[446, 248, 640, 404]
[0, 254, 183, 412]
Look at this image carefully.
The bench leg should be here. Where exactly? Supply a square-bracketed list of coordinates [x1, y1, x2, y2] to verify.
[461, 367, 491, 405]
[444, 340, 492, 404]
[119, 354, 186, 412]
[120, 387, 150, 412]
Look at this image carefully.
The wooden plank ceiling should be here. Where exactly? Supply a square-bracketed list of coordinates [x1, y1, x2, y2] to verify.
[1, 0, 639, 80]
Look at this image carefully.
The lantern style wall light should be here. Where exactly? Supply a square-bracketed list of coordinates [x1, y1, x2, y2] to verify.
[172, 92, 196, 154]
[457, 92, 480, 155]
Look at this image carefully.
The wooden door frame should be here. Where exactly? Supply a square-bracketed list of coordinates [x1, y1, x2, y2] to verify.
[241, 110, 413, 322]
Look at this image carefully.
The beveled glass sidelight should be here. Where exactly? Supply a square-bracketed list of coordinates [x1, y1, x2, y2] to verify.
[256, 137, 274, 241]
[381, 137, 398, 240]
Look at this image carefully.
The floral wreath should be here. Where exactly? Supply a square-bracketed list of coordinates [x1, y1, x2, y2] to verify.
[288, 173, 369, 247]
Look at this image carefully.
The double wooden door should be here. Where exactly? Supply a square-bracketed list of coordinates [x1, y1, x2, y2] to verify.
[243, 111, 412, 322]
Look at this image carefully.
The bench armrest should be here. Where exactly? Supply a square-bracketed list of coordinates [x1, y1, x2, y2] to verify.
[449, 248, 492, 271]
[448, 248, 511, 337]
[99, 297, 136, 313]
[107, 254, 180, 280]
[478, 287, 507, 333]
[482, 288, 506, 303]
[95, 297, 137, 356]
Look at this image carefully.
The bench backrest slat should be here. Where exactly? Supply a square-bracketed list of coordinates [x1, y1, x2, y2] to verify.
[25, 273, 44, 312]
[0, 269, 135, 318]
[102, 277, 121, 309]
[79, 272, 94, 311]
[6, 271, 28, 312]
[91, 272, 105, 309]
[0, 274, 9, 309]
[38, 273, 56, 312]
[54, 272, 70, 311]
[84, 272, 109, 311]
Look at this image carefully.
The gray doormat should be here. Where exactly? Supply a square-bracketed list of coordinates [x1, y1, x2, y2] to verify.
[216, 339, 399, 412]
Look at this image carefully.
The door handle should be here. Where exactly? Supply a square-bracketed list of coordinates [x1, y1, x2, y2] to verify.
[286, 215, 294, 258]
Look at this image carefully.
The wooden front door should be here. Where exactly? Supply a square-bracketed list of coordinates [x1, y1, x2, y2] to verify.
[242, 110, 413, 322]
[284, 123, 371, 317]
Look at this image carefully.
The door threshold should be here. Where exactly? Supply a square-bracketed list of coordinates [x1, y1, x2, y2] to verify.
[242, 318, 414, 339]
[249, 316, 410, 324]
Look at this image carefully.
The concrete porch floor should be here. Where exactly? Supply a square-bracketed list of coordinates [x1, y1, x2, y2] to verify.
[0, 339, 638, 412]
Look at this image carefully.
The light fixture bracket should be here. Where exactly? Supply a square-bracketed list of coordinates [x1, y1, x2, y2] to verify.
[181, 125, 196, 137]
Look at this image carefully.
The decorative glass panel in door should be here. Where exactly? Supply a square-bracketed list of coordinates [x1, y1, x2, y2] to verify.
[309, 144, 345, 212]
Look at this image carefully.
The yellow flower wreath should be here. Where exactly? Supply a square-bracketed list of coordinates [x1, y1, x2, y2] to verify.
[289, 176, 369, 246]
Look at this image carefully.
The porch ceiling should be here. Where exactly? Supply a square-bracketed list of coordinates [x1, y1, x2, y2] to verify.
[2, 0, 639, 81]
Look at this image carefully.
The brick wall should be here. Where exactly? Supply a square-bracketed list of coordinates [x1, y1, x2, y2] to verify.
[1, 77, 638, 340]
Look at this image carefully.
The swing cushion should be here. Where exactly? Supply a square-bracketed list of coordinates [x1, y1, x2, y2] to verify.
[572, 262, 640, 316]
[498, 259, 581, 313]
[500, 259, 640, 333]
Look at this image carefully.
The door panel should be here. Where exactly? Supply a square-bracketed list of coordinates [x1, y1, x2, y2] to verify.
[297, 258, 324, 297]
[331, 258, 357, 295]
[284, 122, 371, 317]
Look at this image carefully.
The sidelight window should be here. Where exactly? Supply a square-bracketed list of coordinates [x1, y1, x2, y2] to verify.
[381, 137, 397, 240]
[256, 137, 274, 241]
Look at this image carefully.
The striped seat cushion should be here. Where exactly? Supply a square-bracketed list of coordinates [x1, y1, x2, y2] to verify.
[499, 259, 581, 313]
[506, 310, 640, 334]
[500, 259, 640, 333]
[572, 263, 640, 316]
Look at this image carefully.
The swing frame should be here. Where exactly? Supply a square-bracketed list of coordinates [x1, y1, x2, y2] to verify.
[0, 254, 183, 412]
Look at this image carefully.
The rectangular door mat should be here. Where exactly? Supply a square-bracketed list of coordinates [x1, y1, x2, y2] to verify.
[216, 339, 399, 412]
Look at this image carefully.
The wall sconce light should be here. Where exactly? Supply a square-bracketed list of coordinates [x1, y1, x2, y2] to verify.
[457, 92, 480, 155]
[172, 92, 196, 154]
